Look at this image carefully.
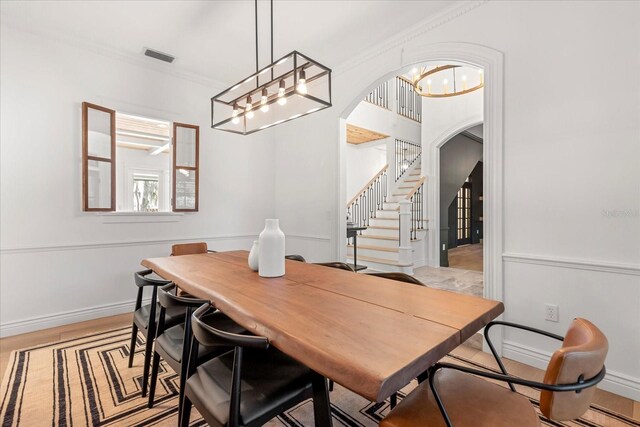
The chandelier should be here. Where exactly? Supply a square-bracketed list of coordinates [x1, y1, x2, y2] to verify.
[211, 0, 332, 135]
[412, 65, 483, 98]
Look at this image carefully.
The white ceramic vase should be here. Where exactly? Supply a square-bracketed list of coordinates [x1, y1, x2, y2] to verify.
[248, 240, 259, 271]
[258, 219, 285, 277]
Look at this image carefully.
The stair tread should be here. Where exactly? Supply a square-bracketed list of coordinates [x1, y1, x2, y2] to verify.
[347, 244, 399, 253]
[346, 254, 412, 267]
[371, 217, 400, 221]
[367, 225, 399, 230]
[359, 234, 398, 241]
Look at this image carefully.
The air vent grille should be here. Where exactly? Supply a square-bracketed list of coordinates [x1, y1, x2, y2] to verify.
[144, 48, 175, 63]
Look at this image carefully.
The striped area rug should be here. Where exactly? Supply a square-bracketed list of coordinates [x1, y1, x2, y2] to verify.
[1, 327, 638, 426]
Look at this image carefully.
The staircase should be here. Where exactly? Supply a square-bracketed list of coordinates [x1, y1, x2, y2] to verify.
[346, 159, 427, 273]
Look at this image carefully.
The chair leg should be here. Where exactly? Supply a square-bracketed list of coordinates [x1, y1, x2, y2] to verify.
[390, 392, 398, 409]
[147, 352, 161, 408]
[179, 396, 192, 427]
[312, 373, 333, 427]
[328, 379, 334, 392]
[128, 323, 138, 368]
[141, 330, 154, 397]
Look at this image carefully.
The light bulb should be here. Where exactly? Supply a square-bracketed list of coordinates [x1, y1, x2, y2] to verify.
[261, 88, 268, 105]
[411, 67, 418, 75]
[232, 103, 239, 117]
[245, 96, 253, 111]
[462, 75, 467, 81]
[260, 104, 269, 113]
[278, 79, 286, 97]
[232, 117, 240, 124]
[443, 79, 448, 85]
[297, 69, 307, 94]
[246, 111, 254, 119]
[278, 97, 287, 106]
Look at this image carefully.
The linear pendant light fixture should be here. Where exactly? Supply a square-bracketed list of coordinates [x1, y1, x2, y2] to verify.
[211, 0, 332, 135]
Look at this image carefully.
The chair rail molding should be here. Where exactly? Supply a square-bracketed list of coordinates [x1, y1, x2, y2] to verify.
[503, 252, 640, 276]
[0, 234, 262, 254]
[337, 42, 504, 353]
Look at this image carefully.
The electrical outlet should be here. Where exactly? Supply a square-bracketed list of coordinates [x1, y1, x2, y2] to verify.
[545, 304, 559, 322]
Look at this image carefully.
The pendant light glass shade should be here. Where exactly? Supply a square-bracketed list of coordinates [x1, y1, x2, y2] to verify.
[211, 51, 332, 135]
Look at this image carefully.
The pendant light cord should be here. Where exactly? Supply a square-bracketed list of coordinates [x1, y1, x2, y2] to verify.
[255, 0, 259, 76]
[270, 0, 274, 80]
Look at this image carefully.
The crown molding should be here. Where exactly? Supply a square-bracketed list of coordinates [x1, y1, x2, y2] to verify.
[333, 1, 487, 77]
[1, 22, 230, 91]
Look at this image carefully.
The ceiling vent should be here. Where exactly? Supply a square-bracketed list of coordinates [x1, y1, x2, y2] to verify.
[144, 48, 175, 64]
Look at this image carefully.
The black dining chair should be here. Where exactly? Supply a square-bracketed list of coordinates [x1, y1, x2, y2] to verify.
[147, 284, 246, 412]
[128, 270, 187, 397]
[180, 303, 332, 427]
[285, 254, 306, 262]
[314, 261, 355, 272]
[366, 272, 426, 286]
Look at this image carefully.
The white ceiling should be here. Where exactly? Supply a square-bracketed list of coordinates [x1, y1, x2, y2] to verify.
[1, 0, 465, 85]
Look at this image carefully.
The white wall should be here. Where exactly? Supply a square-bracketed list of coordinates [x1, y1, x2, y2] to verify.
[0, 26, 276, 336]
[345, 143, 386, 202]
[273, 1, 640, 399]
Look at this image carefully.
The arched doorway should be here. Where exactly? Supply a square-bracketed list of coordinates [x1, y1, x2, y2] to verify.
[336, 43, 504, 342]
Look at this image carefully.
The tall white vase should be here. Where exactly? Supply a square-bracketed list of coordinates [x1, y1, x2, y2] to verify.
[258, 219, 285, 277]
[248, 240, 259, 271]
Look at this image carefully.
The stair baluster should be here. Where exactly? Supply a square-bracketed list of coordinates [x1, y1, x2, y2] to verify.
[347, 165, 389, 230]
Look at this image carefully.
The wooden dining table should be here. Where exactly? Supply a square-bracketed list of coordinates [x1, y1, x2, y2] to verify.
[141, 250, 504, 406]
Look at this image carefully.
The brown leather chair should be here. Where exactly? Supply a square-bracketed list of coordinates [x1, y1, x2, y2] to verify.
[148, 284, 246, 412]
[380, 318, 608, 427]
[366, 272, 426, 286]
[180, 303, 332, 427]
[314, 261, 355, 272]
[171, 242, 215, 256]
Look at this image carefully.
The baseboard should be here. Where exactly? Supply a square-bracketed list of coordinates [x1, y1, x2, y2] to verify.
[503, 340, 640, 401]
[0, 298, 149, 338]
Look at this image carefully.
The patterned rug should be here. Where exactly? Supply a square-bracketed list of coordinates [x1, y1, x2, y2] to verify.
[1, 327, 638, 426]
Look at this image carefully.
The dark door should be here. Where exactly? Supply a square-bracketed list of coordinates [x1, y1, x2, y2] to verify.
[456, 181, 472, 245]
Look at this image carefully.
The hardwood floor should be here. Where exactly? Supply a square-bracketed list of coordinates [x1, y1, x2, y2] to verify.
[448, 242, 483, 271]
[1, 313, 639, 422]
[0, 313, 132, 375]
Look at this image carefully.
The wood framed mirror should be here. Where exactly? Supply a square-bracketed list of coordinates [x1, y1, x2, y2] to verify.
[82, 102, 116, 211]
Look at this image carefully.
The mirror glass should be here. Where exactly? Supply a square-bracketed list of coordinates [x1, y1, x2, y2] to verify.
[175, 168, 196, 210]
[87, 108, 112, 159]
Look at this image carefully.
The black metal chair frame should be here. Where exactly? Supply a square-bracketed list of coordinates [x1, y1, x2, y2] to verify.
[427, 320, 607, 427]
[128, 269, 172, 397]
[147, 284, 210, 413]
[314, 262, 355, 272]
[366, 272, 425, 287]
[285, 254, 306, 262]
[180, 303, 332, 427]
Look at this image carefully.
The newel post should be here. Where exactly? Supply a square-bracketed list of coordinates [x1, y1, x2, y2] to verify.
[398, 200, 412, 266]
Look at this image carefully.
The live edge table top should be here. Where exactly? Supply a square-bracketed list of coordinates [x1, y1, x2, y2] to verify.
[142, 251, 503, 402]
